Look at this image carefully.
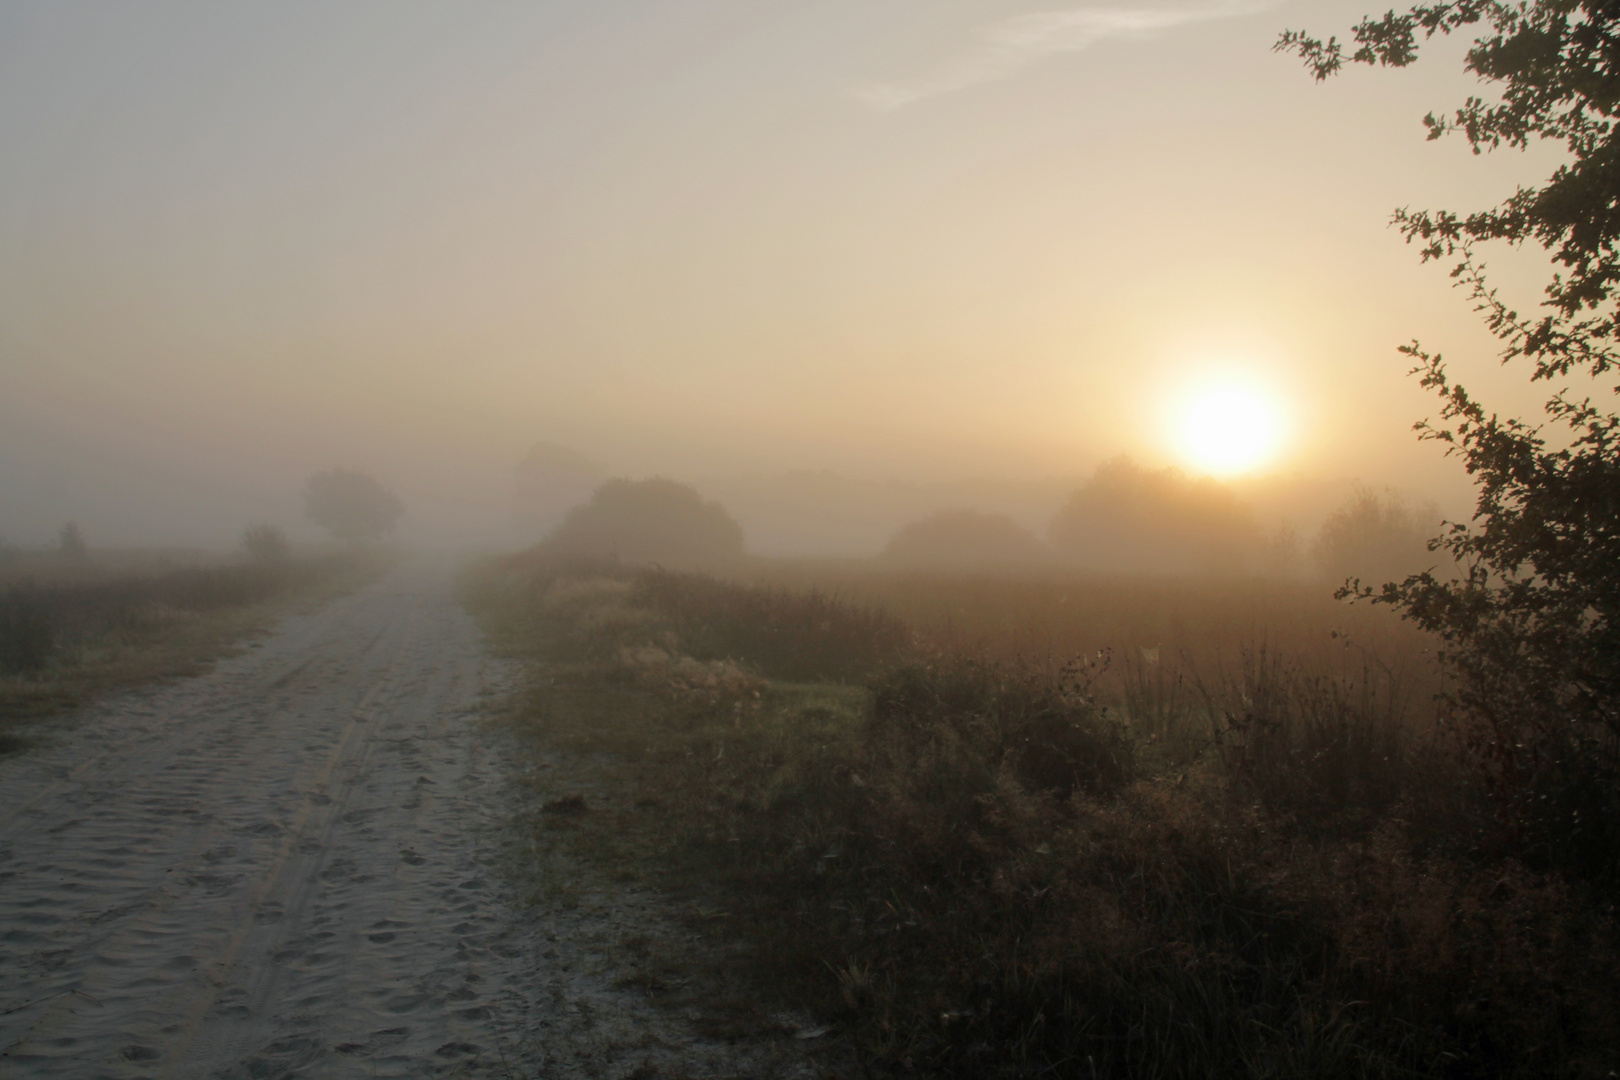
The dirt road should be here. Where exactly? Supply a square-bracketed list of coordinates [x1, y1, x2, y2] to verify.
[0, 562, 807, 1079]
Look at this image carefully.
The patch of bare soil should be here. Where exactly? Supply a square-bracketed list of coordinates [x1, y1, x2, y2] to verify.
[0, 561, 821, 1078]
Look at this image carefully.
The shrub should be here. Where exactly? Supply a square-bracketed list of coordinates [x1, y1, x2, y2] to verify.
[871, 655, 1133, 800]
[241, 523, 292, 564]
[1049, 456, 1259, 574]
[540, 478, 746, 566]
[303, 468, 404, 542]
[882, 510, 1049, 569]
[1311, 486, 1438, 585]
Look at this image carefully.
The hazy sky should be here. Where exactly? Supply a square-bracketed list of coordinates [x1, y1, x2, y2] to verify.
[0, 1, 1574, 548]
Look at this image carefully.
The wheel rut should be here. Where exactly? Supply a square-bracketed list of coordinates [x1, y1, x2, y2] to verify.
[0, 561, 824, 1080]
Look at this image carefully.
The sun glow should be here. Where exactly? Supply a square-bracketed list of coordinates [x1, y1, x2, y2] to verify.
[1173, 380, 1286, 476]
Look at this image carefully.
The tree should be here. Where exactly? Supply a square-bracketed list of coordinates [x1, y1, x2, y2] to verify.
[1310, 486, 1439, 585]
[540, 477, 746, 564]
[56, 521, 87, 562]
[1281, 3, 1620, 876]
[302, 469, 404, 543]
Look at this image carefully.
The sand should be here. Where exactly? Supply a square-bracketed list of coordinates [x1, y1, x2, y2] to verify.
[0, 561, 815, 1079]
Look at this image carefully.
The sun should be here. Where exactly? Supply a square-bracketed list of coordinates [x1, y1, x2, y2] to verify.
[1173, 381, 1285, 476]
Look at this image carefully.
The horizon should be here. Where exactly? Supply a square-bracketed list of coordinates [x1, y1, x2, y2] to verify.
[0, 1, 1569, 550]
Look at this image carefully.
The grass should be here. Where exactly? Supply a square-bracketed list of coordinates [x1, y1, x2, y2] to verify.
[0, 551, 379, 747]
[465, 553, 1620, 1079]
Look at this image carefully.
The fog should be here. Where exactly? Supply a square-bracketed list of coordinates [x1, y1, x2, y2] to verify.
[0, 1, 1566, 556]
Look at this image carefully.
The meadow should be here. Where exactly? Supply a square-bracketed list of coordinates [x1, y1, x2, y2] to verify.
[0, 548, 376, 748]
[467, 552, 1619, 1079]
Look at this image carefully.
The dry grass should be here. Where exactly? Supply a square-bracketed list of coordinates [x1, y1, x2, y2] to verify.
[0, 552, 378, 750]
[466, 553, 1620, 1079]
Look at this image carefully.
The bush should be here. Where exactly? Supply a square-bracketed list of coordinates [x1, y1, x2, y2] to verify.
[871, 656, 1132, 799]
[241, 523, 292, 564]
[882, 510, 1049, 568]
[303, 468, 404, 542]
[1311, 486, 1438, 585]
[1049, 456, 1259, 574]
[540, 477, 746, 566]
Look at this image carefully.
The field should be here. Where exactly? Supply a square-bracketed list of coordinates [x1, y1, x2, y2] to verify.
[0, 549, 378, 748]
[467, 553, 1619, 1079]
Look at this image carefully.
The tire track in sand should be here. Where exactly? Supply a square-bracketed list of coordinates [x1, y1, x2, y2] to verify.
[0, 562, 536, 1078]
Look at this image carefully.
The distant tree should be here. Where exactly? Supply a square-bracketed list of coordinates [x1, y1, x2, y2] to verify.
[56, 521, 88, 562]
[1280, 2, 1620, 875]
[302, 469, 404, 543]
[241, 523, 292, 564]
[1310, 487, 1439, 585]
[1048, 457, 1258, 574]
[541, 478, 745, 564]
[882, 509, 1049, 568]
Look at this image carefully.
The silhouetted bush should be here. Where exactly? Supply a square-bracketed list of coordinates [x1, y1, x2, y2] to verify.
[540, 477, 746, 565]
[1311, 486, 1437, 585]
[871, 656, 1132, 799]
[1049, 456, 1259, 573]
[241, 523, 292, 564]
[303, 468, 404, 542]
[881, 509, 1049, 568]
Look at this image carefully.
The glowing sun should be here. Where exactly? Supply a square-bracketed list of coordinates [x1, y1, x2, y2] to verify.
[1174, 382, 1285, 476]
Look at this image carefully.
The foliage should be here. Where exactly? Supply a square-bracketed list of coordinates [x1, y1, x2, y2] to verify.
[56, 521, 87, 562]
[302, 468, 404, 543]
[1280, 2, 1620, 880]
[1048, 456, 1258, 574]
[539, 477, 746, 565]
[240, 523, 292, 564]
[881, 509, 1049, 568]
[1310, 486, 1439, 584]
[474, 563, 1620, 1078]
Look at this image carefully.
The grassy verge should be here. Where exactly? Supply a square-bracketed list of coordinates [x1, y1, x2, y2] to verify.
[467, 554, 1620, 1079]
[0, 553, 380, 749]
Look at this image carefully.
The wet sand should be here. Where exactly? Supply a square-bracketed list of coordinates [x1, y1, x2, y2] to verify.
[0, 562, 808, 1079]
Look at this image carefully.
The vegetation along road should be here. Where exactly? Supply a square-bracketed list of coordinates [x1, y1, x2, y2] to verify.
[0, 562, 803, 1079]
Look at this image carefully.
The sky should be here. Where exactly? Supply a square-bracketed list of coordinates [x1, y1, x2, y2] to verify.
[0, 0, 1578, 550]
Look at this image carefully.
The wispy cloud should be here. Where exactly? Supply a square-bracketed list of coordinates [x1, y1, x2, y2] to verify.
[853, 1, 1277, 110]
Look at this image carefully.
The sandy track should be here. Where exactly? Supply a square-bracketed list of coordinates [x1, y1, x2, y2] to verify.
[0, 559, 770, 1080]
[0, 563, 541, 1077]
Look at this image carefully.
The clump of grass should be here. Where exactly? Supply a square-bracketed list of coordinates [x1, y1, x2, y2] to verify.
[0, 588, 55, 673]
[469, 557, 1620, 1078]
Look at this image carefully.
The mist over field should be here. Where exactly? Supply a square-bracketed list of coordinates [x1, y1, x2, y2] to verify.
[8, 3, 1620, 1077]
[0, 1, 1549, 556]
